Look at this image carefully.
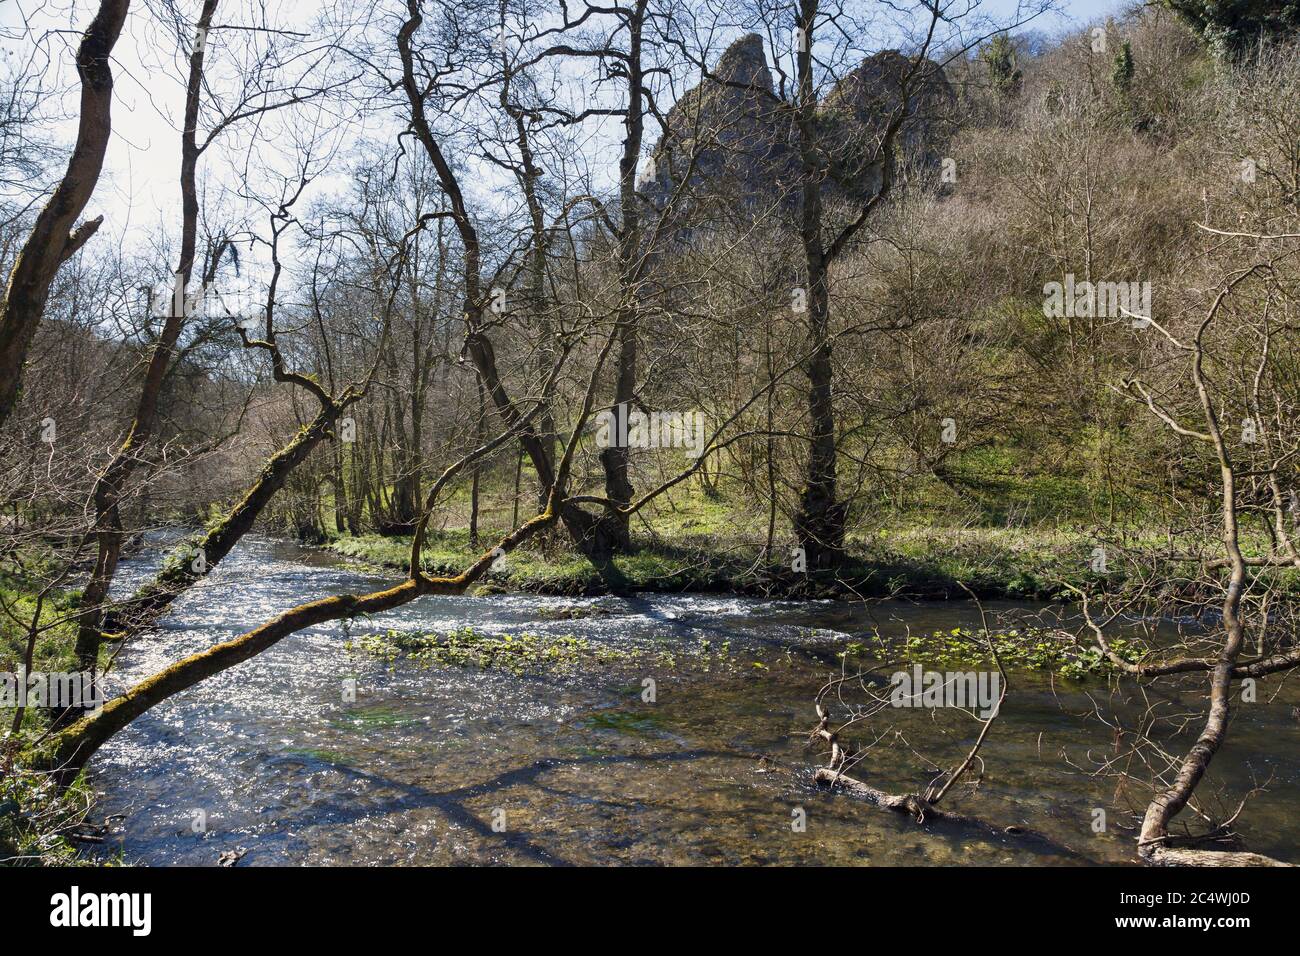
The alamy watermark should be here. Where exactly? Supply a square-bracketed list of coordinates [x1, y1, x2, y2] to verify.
[147, 275, 263, 327]
[594, 403, 706, 458]
[889, 666, 1001, 719]
[50, 886, 151, 936]
[1043, 274, 1151, 327]
[0, 669, 102, 711]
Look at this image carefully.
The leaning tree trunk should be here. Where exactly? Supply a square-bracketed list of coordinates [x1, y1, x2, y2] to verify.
[1133, 295, 1293, 867]
[110, 401, 350, 635]
[0, 0, 130, 430]
[46, 344, 614, 788]
[1137, 356, 1288, 865]
[45, 505, 558, 789]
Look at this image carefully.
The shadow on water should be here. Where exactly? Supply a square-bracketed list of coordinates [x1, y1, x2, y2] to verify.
[261, 749, 749, 867]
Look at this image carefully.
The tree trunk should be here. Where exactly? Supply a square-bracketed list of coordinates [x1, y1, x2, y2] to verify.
[593, 0, 648, 555]
[398, 0, 620, 572]
[468, 377, 485, 548]
[0, 0, 129, 429]
[66, 0, 219, 717]
[790, 0, 845, 570]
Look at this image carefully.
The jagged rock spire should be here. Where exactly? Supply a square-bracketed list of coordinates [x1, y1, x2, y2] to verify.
[714, 33, 774, 92]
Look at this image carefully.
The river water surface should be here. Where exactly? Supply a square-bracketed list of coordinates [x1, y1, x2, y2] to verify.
[92, 536, 1300, 865]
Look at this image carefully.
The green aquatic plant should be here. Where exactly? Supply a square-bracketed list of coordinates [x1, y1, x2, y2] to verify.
[579, 709, 663, 735]
[355, 627, 631, 675]
[355, 625, 779, 682]
[849, 625, 1146, 680]
[329, 704, 419, 730]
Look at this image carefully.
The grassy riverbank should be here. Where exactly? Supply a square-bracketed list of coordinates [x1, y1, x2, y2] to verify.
[0, 771, 110, 866]
[324, 502, 1300, 602]
[324, 523, 1130, 600]
[0, 565, 120, 865]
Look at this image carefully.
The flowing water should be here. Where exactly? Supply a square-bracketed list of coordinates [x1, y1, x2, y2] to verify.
[91, 536, 1300, 866]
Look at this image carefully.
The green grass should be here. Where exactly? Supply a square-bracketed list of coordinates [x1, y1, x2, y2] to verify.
[0, 560, 123, 866]
[0, 770, 114, 866]
[0, 572, 82, 681]
[324, 503, 1300, 602]
[323, 520, 1115, 600]
[0, 567, 96, 745]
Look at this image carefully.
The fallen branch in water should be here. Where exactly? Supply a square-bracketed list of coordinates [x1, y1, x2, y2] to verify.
[810, 701, 1083, 858]
[809, 589, 1089, 858]
[1137, 842, 1292, 867]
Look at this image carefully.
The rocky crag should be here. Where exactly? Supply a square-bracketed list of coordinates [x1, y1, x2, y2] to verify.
[641, 33, 954, 228]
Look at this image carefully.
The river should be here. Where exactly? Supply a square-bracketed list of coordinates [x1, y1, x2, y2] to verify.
[91, 535, 1300, 865]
